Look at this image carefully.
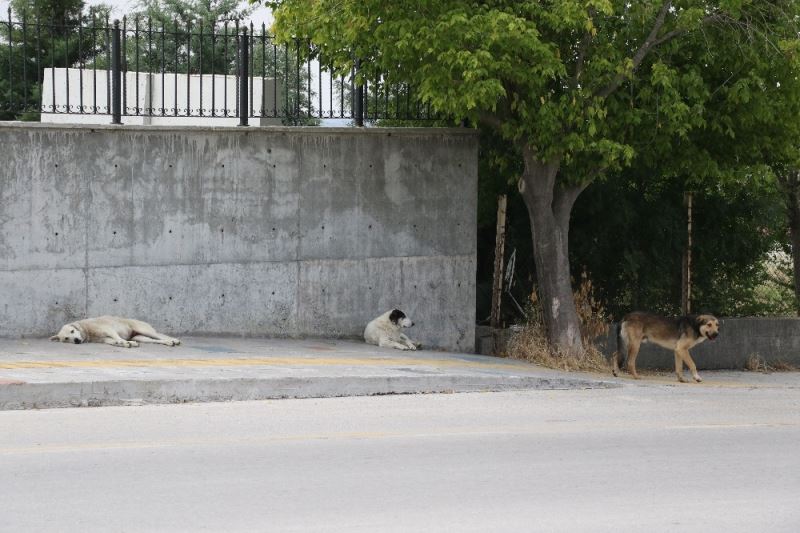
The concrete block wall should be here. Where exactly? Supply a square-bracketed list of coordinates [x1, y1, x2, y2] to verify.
[601, 318, 800, 369]
[0, 123, 477, 351]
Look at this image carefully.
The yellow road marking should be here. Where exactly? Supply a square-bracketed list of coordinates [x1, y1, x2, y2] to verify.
[0, 356, 538, 372]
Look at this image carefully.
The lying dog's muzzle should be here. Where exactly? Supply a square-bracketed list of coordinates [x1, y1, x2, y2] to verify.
[707, 332, 718, 340]
[73, 338, 81, 344]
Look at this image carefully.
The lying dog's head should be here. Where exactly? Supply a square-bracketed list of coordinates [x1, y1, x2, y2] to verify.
[389, 309, 414, 328]
[696, 314, 720, 341]
[50, 323, 84, 344]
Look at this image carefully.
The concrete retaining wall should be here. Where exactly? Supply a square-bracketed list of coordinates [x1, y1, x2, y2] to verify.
[0, 123, 477, 351]
[601, 318, 800, 369]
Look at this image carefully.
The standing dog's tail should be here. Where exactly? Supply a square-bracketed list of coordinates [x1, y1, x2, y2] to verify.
[612, 321, 625, 376]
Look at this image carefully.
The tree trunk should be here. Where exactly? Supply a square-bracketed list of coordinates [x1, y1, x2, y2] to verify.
[783, 171, 800, 316]
[518, 147, 585, 354]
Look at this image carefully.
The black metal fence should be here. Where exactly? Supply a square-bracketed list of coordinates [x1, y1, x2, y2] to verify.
[1, 11, 438, 125]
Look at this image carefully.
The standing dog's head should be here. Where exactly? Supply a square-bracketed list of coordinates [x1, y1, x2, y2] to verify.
[50, 323, 84, 344]
[389, 309, 414, 328]
[696, 314, 720, 341]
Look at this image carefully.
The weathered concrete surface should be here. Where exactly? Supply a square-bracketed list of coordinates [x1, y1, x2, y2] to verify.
[600, 317, 800, 369]
[0, 337, 616, 410]
[0, 123, 477, 350]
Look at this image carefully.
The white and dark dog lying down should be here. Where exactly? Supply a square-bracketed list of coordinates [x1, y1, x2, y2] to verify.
[50, 316, 180, 348]
[364, 309, 421, 351]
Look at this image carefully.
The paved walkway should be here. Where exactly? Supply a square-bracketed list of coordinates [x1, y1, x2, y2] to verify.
[0, 337, 618, 409]
[0, 337, 796, 409]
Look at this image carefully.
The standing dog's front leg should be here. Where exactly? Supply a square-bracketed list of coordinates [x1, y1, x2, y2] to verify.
[674, 351, 688, 383]
[678, 348, 702, 382]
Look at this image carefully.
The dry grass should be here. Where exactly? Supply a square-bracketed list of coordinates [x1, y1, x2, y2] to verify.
[744, 353, 797, 373]
[771, 359, 798, 371]
[507, 272, 611, 373]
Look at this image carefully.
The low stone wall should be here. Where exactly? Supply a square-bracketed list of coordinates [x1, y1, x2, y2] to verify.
[483, 318, 800, 369]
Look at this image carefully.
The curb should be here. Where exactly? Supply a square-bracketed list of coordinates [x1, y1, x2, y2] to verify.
[0, 375, 620, 410]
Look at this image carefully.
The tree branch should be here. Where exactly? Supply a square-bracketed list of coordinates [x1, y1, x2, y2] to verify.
[553, 180, 592, 227]
[595, 1, 672, 99]
[519, 145, 561, 206]
[596, 4, 730, 100]
[572, 34, 591, 90]
[571, 8, 596, 90]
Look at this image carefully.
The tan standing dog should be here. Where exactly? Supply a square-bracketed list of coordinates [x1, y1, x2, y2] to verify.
[613, 312, 720, 383]
[50, 316, 181, 348]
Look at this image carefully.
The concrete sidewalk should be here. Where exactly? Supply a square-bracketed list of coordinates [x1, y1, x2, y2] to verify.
[2, 337, 797, 410]
[0, 337, 619, 410]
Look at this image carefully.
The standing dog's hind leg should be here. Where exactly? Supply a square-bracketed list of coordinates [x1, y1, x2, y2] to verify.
[611, 350, 621, 377]
[626, 340, 642, 379]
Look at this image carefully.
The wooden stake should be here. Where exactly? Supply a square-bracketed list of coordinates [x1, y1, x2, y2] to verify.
[681, 192, 693, 315]
[490, 194, 508, 329]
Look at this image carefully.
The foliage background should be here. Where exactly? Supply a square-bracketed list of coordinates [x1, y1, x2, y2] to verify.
[476, 130, 795, 323]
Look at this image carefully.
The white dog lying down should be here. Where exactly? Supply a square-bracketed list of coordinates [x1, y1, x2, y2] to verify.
[50, 316, 181, 348]
[364, 309, 420, 351]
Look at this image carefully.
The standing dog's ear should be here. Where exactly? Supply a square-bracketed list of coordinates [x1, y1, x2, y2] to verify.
[389, 309, 406, 325]
[49, 335, 59, 341]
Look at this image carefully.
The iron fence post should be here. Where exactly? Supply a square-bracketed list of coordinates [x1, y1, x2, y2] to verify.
[354, 58, 364, 126]
[239, 27, 249, 126]
[111, 19, 122, 124]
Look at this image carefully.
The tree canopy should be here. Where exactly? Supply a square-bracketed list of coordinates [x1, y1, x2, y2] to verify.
[267, 0, 800, 352]
[1, 0, 110, 120]
[269, 1, 796, 176]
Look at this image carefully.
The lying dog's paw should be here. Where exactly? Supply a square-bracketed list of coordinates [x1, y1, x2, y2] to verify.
[126, 340, 139, 348]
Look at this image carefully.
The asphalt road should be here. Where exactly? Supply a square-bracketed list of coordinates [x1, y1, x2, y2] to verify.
[2, 381, 799, 532]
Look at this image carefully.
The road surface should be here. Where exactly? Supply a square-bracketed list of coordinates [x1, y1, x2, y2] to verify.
[2, 380, 799, 532]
